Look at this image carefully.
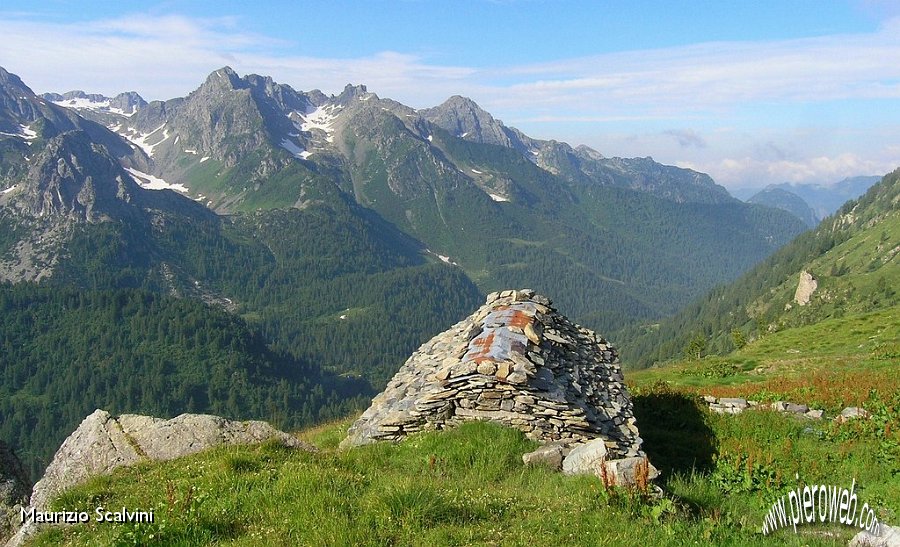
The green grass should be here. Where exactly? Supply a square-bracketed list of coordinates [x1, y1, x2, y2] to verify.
[30, 401, 898, 546]
[627, 304, 899, 408]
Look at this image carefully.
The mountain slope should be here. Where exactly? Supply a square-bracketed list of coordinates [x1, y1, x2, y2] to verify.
[420, 96, 734, 205]
[34, 66, 807, 334]
[621, 168, 900, 367]
[747, 187, 819, 227]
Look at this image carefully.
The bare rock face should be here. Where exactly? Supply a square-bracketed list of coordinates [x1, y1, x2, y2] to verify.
[341, 289, 645, 460]
[0, 442, 30, 545]
[794, 270, 818, 306]
[8, 410, 313, 546]
[28, 410, 312, 512]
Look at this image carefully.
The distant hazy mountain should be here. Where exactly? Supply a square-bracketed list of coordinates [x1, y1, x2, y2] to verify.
[742, 176, 881, 226]
[771, 176, 881, 219]
[747, 187, 819, 227]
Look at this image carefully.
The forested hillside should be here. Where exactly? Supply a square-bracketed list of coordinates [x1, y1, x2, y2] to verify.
[619, 168, 900, 368]
[0, 285, 372, 479]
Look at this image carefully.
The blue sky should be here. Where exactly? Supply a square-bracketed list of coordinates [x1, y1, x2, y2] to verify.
[1, 0, 899, 190]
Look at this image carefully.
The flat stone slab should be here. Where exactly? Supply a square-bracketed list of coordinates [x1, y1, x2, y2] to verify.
[522, 443, 567, 470]
[562, 438, 608, 475]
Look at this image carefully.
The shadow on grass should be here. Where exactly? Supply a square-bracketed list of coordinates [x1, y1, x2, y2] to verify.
[632, 386, 717, 480]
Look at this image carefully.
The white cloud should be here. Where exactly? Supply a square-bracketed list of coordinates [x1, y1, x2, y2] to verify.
[679, 153, 897, 188]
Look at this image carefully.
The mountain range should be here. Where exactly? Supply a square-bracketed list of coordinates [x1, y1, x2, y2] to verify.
[0, 64, 814, 477]
[4, 66, 808, 326]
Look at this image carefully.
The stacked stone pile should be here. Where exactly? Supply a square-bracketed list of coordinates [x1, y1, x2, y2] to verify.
[341, 289, 644, 460]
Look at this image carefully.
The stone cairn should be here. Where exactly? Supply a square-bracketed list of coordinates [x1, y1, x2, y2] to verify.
[341, 289, 644, 462]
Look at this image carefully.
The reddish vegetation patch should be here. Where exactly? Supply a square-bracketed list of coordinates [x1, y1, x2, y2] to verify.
[684, 368, 899, 411]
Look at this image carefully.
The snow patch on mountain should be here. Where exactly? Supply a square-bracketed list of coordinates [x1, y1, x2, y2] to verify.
[0, 124, 37, 141]
[51, 97, 137, 117]
[425, 248, 459, 266]
[19, 124, 36, 139]
[125, 167, 189, 193]
[1, 185, 17, 194]
[120, 124, 168, 157]
[294, 104, 340, 143]
[488, 193, 509, 202]
[280, 138, 312, 159]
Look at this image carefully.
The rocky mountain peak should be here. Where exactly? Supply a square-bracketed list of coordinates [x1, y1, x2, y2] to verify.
[7, 130, 140, 222]
[420, 95, 529, 152]
[0, 66, 43, 132]
[0, 66, 31, 94]
[574, 144, 604, 161]
[199, 66, 247, 94]
[335, 83, 371, 105]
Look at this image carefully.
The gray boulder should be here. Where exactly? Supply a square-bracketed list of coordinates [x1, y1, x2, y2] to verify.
[603, 456, 660, 487]
[837, 407, 871, 423]
[8, 409, 314, 547]
[522, 443, 568, 470]
[850, 524, 900, 547]
[29, 409, 313, 511]
[561, 438, 659, 489]
[562, 438, 608, 476]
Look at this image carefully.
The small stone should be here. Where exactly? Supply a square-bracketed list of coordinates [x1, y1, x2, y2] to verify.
[837, 407, 870, 423]
[544, 332, 568, 345]
[718, 398, 749, 408]
[602, 457, 660, 488]
[702, 395, 717, 404]
[477, 362, 497, 375]
[784, 403, 809, 414]
[496, 362, 511, 380]
[506, 372, 528, 384]
[522, 444, 566, 470]
[805, 409, 824, 419]
[524, 323, 541, 344]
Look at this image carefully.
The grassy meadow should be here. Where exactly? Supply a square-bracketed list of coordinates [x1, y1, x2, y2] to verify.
[28, 305, 898, 546]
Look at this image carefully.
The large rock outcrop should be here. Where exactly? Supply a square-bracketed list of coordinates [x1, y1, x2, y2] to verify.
[0, 443, 30, 545]
[794, 270, 818, 306]
[342, 289, 644, 459]
[8, 410, 313, 546]
[28, 410, 313, 512]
